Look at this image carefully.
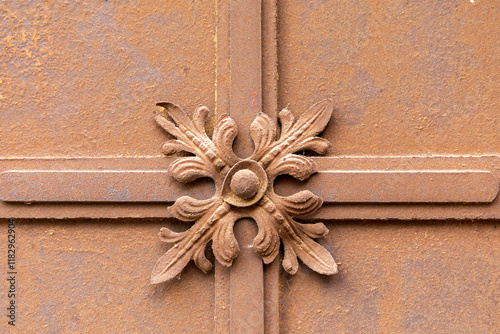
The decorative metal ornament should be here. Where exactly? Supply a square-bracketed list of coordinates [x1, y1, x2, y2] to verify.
[151, 100, 338, 284]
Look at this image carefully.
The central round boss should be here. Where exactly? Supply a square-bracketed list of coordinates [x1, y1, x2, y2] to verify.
[222, 160, 268, 207]
[230, 169, 260, 199]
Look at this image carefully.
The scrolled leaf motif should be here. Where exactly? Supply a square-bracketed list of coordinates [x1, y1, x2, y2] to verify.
[250, 112, 277, 161]
[151, 100, 337, 284]
[168, 157, 214, 183]
[252, 205, 280, 264]
[266, 154, 318, 181]
[260, 100, 333, 167]
[161, 139, 194, 155]
[212, 114, 240, 166]
[281, 222, 337, 276]
[212, 212, 240, 267]
[169, 197, 217, 221]
[273, 190, 323, 217]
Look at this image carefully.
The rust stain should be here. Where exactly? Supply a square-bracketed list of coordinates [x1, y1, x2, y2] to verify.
[250, 90, 260, 108]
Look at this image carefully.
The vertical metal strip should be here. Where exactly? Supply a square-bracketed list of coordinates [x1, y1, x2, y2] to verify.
[230, 220, 265, 333]
[214, 1, 231, 332]
[227, 1, 265, 333]
[262, 1, 280, 333]
[229, 0, 263, 158]
[215, 1, 265, 333]
[262, 0, 278, 119]
[264, 255, 280, 334]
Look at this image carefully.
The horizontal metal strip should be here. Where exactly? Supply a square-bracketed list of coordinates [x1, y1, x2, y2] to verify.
[275, 170, 498, 203]
[0, 156, 499, 219]
[1, 169, 497, 203]
[0, 170, 214, 203]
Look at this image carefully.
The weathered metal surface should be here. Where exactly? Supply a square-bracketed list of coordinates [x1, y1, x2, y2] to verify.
[275, 1, 500, 331]
[0, 170, 214, 202]
[313, 156, 500, 221]
[1, 156, 499, 219]
[1, 1, 219, 332]
[13, 218, 216, 333]
[277, 0, 500, 158]
[1, 0, 499, 333]
[277, 170, 498, 203]
[230, 220, 265, 334]
[2, 169, 497, 203]
[0, 1, 217, 158]
[214, 1, 266, 333]
[280, 220, 500, 333]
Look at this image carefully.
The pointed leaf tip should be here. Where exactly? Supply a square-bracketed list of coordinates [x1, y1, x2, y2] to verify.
[156, 101, 179, 109]
[150, 247, 191, 284]
[282, 241, 299, 274]
[278, 108, 296, 135]
[298, 99, 333, 135]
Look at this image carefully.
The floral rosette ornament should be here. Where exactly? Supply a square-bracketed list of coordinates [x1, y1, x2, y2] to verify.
[151, 100, 338, 284]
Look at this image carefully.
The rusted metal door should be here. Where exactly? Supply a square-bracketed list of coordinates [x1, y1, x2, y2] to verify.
[1, 1, 499, 333]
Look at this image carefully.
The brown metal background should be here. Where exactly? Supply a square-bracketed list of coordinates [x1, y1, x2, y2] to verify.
[281, 220, 500, 333]
[276, 1, 500, 333]
[1, 0, 499, 333]
[278, 0, 500, 157]
[1, 1, 218, 333]
[16, 219, 216, 333]
[0, 1, 216, 158]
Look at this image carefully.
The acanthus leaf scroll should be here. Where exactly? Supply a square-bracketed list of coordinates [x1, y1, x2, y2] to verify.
[151, 100, 338, 284]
